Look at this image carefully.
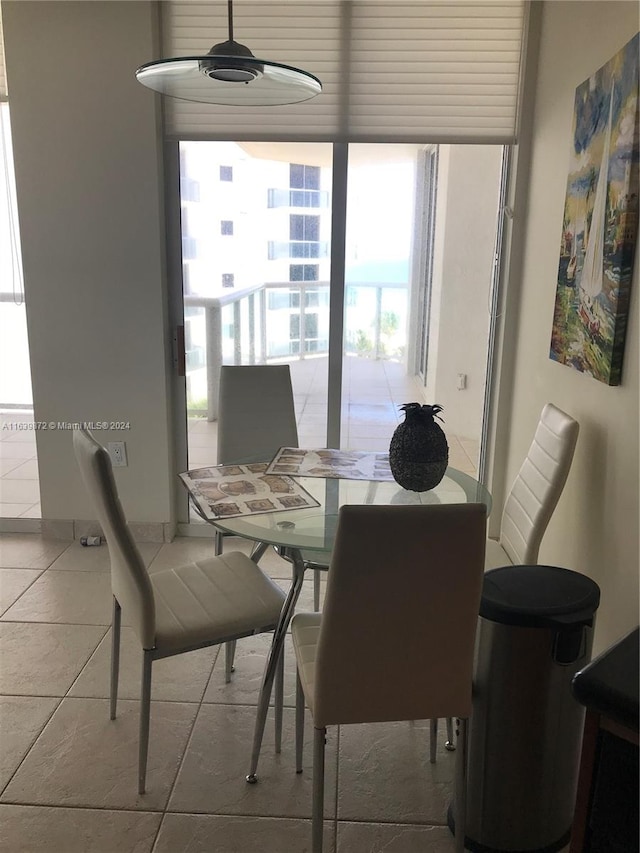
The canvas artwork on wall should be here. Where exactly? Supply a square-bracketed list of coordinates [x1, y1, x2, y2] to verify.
[550, 32, 639, 385]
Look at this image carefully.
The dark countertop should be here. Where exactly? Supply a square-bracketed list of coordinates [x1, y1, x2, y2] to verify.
[572, 627, 639, 732]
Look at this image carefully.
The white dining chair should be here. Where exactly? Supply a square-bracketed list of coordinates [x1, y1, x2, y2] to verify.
[485, 403, 580, 570]
[73, 427, 286, 795]
[215, 364, 299, 556]
[291, 503, 487, 853]
[442, 404, 579, 754]
[216, 364, 326, 618]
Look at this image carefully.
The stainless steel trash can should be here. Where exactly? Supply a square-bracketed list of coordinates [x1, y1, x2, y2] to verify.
[449, 564, 601, 853]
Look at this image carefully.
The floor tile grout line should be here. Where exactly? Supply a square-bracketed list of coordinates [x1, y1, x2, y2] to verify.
[0, 796, 453, 828]
[0, 569, 46, 618]
[0, 693, 276, 710]
[0, 696, 63, 802]
[0, 802, 166, 816]
[61, 625, 110, 703]
[0, 618, 114, 628]
[158, 682, 207, 828]
[334, 816, 451, 828]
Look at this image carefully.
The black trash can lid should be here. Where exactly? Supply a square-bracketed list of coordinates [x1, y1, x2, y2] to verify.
[480, 565, 601, 628]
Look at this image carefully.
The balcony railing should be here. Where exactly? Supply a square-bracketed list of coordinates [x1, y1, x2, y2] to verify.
[183, 280, 407, 420]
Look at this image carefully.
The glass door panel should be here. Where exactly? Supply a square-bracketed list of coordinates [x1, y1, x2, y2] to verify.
[0, 103, 39, 520]
[342, 144, 424, 452]
[341, 143, 504, 479]
[178, 141, 332, 474]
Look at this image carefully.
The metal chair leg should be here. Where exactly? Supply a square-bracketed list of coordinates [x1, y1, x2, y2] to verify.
[138, 650, 153, 795]
[454, 717, 468, 853]
[313, 569, 321, 611]
[225, 640, 237, 683]
[430, 718, 438, 764]
[110, 597, 121, 721]
[275, 643, 284, 754]
[312, 727, 326, 853]
[295, 668, 305, 773]
[446, 716, 455, 750]
[246, 551, 305, 783]
[214, 529, 224, 556]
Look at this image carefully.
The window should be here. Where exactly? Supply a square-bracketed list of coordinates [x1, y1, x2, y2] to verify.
[220, 220, 233, 236]
[290, 264, 319, 282]
[290, 242, 321, 259]
[290, 314, 300, 339]
[290, 190, 324, 208]
[182, 237, 197, 260]
[290, 163, 320, 190]
[268, 289, 300, 309]
[290, 215, 320, 242]
[305, 288, 321, 307]
[181, 177, 200, 202]
[221, 273, 235, 288]
[268, 188, 328, 208]
[220, 165, 233, 182]
[304, 313, 319, 338]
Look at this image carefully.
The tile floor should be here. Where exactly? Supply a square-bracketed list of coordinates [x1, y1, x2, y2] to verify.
[0, 413, 40, 520]
[0, 532, 462, 852]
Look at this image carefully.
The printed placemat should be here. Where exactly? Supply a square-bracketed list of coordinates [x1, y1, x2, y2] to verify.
[180, 462, 320, 520]
[265, 448, 394, 482]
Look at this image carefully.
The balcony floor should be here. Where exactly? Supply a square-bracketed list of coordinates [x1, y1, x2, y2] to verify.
[187, 356, 479, 473]
[0, 357, 478, 521]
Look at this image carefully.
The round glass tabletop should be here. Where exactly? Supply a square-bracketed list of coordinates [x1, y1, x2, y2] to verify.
[209, 467, 491, 553]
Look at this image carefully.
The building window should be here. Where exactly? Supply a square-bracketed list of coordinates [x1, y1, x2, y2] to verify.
[305, 288, 321, 307]
[181, 177, 200, 202]
[220, 165, 233, 182]
[290, 214, 320, 242]
[221, 220, 234, 236]
[290, 314, 301, 339]
[290, 163, 320, 190]
[290, 264, 319, 282]
[182, 237, 197, 260]
[267, 188, 328, 208]
[305, 313, 319, 338]
[222, 273, 235, 288]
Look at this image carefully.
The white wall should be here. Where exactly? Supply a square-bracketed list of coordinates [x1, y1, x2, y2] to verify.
[3, 1, 175, 531]
[501, 2, 639, 654]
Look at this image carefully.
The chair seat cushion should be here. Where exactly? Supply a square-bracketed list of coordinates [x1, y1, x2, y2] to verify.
[291, 612, 322, 714]
[485, 537, 513, 571]
[151, 551, 286, 654]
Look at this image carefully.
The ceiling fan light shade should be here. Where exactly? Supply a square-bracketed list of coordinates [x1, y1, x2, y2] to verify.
[135, 55, 321, 106]
[136, 0, 321, 106]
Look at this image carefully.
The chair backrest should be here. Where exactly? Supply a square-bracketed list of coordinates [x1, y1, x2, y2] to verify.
[500, 403, 579, 565]
[73, 428, 156, 648]
[313, 503, 487, 728]
[217, 364, 299, 464]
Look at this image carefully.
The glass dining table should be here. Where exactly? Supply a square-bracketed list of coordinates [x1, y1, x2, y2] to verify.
[184, 463, 492, 783]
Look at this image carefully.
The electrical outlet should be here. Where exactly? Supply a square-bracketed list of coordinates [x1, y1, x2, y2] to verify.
[457, 373, 467, 390]
[107, 441, 128, 467]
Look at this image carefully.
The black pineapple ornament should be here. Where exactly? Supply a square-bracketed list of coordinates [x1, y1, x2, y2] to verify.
[389, 403, 449, 492]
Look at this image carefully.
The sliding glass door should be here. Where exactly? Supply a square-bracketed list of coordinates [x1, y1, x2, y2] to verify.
[177, 142, 332, 474]
[172, 141, 504, 523]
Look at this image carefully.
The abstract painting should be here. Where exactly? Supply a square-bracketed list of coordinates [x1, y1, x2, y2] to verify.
[550, 33, 639, 385]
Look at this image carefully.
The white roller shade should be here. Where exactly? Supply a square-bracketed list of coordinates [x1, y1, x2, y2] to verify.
[162, 0, 526, 143]
[0, 5, 7, 101]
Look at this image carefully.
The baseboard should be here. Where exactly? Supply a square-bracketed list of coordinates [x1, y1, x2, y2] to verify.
[0, 517, 176, 543]
[0, 517, 43, 535]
